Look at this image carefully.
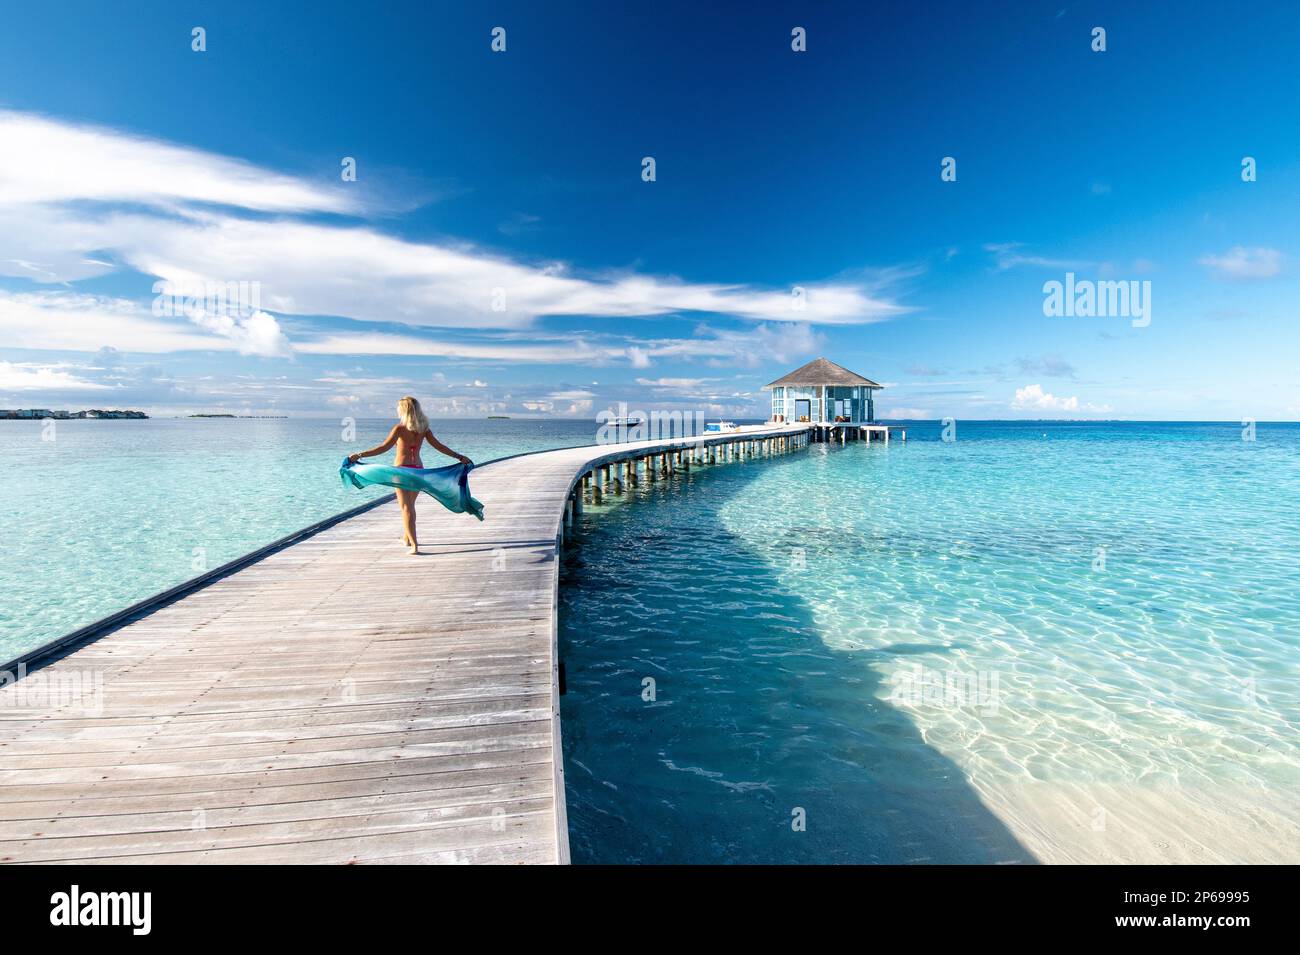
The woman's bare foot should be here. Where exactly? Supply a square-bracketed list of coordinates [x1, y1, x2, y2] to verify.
[408, 544, 419, 555]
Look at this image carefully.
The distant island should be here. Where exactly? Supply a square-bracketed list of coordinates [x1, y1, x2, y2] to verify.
[487, 415, 511, 419]
[187, 413, 287, 419]
[0, 408, 148, 419]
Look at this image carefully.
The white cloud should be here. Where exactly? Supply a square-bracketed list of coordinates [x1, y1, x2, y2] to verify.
[0, 110, 354, 213]
[1012, 383, 1078, 411]
[1198, 246, 1283, 281]
[271, 322, 824, 370]
[0, 360, 111, 392]
[0, 289, 830, 376]
[0, 290, 230, 353]
[1011, 383, 1112, 414]
[188, 309, 293, 358]
[636, 322, 826, 367]
[547, 389, 596, 400]
[296, 332, 620, 362]
[0, 110, 910, 336]
[11, 210, 900, 328]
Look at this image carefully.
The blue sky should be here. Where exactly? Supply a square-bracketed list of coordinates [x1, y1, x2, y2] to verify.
[1, 0, 1297, 419]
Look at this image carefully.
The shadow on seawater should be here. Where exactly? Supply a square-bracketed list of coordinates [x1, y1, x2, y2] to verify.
[559, 451, 1035, 865]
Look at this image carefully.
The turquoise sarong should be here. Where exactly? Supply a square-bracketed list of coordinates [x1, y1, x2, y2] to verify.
[340, 458, 485, 521]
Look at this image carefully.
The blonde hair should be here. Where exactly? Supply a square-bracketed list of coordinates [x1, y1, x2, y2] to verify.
[397, 396, 429, 435]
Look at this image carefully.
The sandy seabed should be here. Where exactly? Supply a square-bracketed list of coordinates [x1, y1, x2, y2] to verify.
[975, 780, 1300, 864]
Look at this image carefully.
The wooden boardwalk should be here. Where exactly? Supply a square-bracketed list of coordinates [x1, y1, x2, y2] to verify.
[0, 424, 811, 864]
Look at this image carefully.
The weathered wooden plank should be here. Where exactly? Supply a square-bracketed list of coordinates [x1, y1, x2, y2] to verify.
[0, 763, 553, 821]
[0, 424, 809, 864]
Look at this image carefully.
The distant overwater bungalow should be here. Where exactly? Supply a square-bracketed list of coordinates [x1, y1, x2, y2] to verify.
[765, 357, 902, 443]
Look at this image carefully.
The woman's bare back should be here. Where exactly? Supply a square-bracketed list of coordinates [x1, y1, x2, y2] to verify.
[393, 426, 425, 467]
[347, 401, 472, 556]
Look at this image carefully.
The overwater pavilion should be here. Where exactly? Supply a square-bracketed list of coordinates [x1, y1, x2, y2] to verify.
[764, 357, 898, 443]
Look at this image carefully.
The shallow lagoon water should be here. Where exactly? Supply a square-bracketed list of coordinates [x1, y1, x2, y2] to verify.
[0, 416, 595, 661]
[559, 422, 1300, 863]
[4, 417, 1295, 862]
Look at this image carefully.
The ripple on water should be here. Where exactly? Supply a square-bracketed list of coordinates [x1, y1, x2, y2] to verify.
[560, 423, 1300, 863]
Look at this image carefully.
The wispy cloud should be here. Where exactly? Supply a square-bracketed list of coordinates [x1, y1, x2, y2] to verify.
[1, 287, 830, 379]
[498, 212, 542, 236]
[0, 110, 355, 214]
[0, 360, 111, 393]
[633, 376, 732, 398]
[1198, 246, 1283, 281]
[296, 331, 617, 363]
[0, 290, 228, 353]
[0, 109, 912, 347]
[632, 322, 826, 368]
[1015, 354, 1076, 378]
[985, 242, 1092, 271]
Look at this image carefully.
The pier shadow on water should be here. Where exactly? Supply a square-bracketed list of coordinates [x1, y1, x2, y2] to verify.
[559, 455, 1034, 864]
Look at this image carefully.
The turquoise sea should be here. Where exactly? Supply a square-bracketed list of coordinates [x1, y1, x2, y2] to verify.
[4, 418, 1297, 863]
[0, 417, 596, 663]
[559, 421, 1300, 864]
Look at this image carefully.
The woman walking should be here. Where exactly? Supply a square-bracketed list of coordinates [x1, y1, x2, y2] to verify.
[347, 397, 475, 554]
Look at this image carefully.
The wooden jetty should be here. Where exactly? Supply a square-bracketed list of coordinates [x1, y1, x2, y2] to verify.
[809, 423, 907, 445]
[0, 423, 836, 865]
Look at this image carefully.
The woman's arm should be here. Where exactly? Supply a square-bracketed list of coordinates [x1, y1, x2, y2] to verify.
[348, 426, 399, 464]
[426, 430, 472, 466]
